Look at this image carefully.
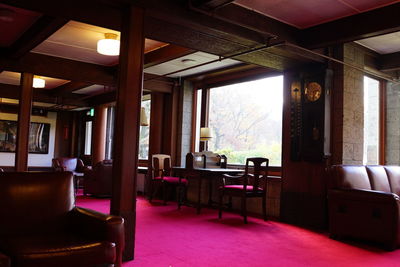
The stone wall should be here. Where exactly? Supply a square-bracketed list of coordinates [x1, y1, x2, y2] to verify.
[342, 44, 365, 164]
[177, 80, 193, 166]
[386, 82, 400, 164]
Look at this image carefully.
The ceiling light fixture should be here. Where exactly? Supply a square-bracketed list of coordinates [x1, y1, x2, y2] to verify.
[97, 33, 120, 56]
[33, 76, 45, 88]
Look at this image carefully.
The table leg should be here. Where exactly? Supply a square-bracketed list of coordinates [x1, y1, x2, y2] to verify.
[208, 177, 213, 206]
[197, 176, 202, 214]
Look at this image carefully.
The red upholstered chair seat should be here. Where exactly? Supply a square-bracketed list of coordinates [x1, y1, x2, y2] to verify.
[222, 185, 263, 191]
[0, 234, 116, 267]
[154, 176, 188, 185]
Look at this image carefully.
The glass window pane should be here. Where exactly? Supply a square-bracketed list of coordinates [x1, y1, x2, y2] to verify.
[208, 76, 283, 166]
[139, 99, 151, 160]
[363, 76, 380, 165]
[195, 89, 202, 152]
[84, 121, 92, 155]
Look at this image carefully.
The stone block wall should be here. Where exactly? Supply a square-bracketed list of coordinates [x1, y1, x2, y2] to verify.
[386, 82, 400, 164]
[177, 80, 193, 166]
[342, 44, 365, 164]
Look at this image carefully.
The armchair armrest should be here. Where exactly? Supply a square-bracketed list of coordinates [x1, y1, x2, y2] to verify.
[329, 188, 399, 204]
[328, 188, 400, 250]
[69, 207, 124, 267]
[0, 252, 10, 267]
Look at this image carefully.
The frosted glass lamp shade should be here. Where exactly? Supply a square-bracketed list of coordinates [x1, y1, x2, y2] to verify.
[97, 33, 120, 56]
[33, 77, 45, 88]
[200, 127, 212, 141]
[140, 107, 149, 126]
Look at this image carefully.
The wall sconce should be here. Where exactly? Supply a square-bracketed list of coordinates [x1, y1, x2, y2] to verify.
[97, 33, 120, 56]
[140, 107, 149, 126]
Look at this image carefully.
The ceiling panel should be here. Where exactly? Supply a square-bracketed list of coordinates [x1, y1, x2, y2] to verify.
[234, 0, 400, 28]
[0, 4, 41, 47]
[356, 31, 400, 54]
[32, 21, 168, 66]
[144, 52, 241, 78]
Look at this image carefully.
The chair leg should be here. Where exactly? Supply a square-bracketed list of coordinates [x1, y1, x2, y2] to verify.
[241, 197, 247, 224]
[262, 195, 267, 221]
[148, 182, 153, 203]
[162, 183, 168, 205]
[218, 191, 223, 219]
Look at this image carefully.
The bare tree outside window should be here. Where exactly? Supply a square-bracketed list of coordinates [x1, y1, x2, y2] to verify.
[208, 76, 283, 166]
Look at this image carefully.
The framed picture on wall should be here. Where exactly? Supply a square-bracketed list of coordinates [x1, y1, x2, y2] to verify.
[0, 120, 50, 154]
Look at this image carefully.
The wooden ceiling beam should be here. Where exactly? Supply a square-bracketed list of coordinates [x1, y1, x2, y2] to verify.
[301, 3, 400, 49]
[3, 15, 68, 59]
[191, 0, 236, 11]
[0, 83, 88, 107]
[144, 44, 194, 68]
[380, 52, 400, 72]
[2, 0, 309, 70]
[0, 52, 116, 86]
[50, 81, 92, 96]
[0, 0, 121, 31]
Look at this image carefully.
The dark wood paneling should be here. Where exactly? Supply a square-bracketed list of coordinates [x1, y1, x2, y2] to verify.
[54, 111, 74, 158]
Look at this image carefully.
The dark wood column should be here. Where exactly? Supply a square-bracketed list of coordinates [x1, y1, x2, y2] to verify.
[15, 72, 33, 171]
[199, 88, 209, 152]
[92, 105, 107, 165]
[110, 5, 145, 261]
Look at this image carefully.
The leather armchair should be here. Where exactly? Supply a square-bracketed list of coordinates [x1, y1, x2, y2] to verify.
[329, 165, 400, 250]
[52, 157, 85, 174]
[84, 160, 113, 197]
[0, 171, 124, 267]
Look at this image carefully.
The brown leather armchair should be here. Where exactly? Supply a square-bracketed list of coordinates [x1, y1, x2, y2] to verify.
[0, 171, 124, 267]
[84, 160, 113, 197]
[52, 157, 85, 174]
[329, 165, 400, 250]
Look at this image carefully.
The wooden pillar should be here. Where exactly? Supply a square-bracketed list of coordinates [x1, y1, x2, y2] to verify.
[15, 73, 33, 171]
[199, 88, 209, 152]
[111, 5, 145, 261]
[92, 105, 107, 165]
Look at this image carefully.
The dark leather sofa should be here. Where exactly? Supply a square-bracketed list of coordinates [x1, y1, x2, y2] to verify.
[84, 160, 113, 197]
[0, 171, 124, 267]
[329, 165, 400, 250]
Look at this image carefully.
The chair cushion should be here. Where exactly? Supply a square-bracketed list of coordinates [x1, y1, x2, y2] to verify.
[384, 166, 400, 196]
[154, 176, 188, 185]
[0, 234, 116, 267]
[222, 185, 263, 191]
[331, 165, 371, 190]
[366, 166, 391, 192]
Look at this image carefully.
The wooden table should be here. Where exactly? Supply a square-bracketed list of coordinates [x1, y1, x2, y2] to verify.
[173, 167, 244, 214]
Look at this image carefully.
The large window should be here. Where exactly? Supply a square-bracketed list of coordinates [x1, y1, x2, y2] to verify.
[207, 75, 283, 166]
[363, 76, 380, 165]
[104, 96, 151, 160]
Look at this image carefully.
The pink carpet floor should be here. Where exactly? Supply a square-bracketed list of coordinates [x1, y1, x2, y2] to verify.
[76, 195, 400, 267]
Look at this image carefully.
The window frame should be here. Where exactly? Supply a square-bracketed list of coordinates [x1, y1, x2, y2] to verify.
[192, 70, 283, 169]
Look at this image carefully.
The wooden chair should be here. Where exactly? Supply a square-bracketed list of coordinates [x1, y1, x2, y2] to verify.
[218, 157, 269, 223]
[149, 154, 188, 208]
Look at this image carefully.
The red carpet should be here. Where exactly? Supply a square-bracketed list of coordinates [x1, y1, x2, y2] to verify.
[77, 195, 400, 267]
